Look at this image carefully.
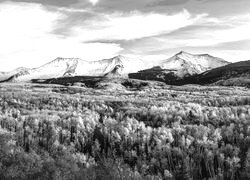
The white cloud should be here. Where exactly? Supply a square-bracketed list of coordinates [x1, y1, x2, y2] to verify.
[0, 1, 249, 72]
[187, 49, 250, 63]
[0, 2, 121, 71]
[89, 0, 99, 6]
[170, 14, 250, 61]
[124, 13, 250, 62]
[71, 9, 207, 41]
[216, 50, 250, 62]
[169, 14, 250, 47]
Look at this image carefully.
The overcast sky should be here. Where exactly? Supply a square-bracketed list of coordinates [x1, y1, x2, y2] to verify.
[0, 0, 250, 71]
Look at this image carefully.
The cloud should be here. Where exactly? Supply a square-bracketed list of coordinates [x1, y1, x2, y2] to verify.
[87, 0, 194, 13]
[66, 9, 207, 42]
[148, 0, 190, 7]
[0, 0, 249, 71]
[4, 0, 80, 7]
[89, 0, 98, 6]
[214, 40, 250, 51]
[0, 1, 62, 57]
[118, 13, 250, 57]
[0, 1, 122, 71]
[100, 11, 250, 64]
[169, 14, 250, 47]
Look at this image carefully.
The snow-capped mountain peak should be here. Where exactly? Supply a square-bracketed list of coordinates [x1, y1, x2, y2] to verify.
[0, 55, 146, 82]
[160, 51, 229, 77]
[112, 54, 125, 59]
[176, 51, 191, 56]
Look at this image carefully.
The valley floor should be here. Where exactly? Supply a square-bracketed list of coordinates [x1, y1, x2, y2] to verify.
[0, 83, 250, 179]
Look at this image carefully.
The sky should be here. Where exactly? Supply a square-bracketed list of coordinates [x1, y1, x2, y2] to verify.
[0, 0, 250, 71]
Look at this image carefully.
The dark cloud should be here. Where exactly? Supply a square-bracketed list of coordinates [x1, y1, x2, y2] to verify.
[90, 0, 151, 12]
[4, 0, 250, 15]
[2, 0, 191, 9]
[81, 0, 191, 13]
[3, 0, 80, 7]
[148, 0, 190, 7]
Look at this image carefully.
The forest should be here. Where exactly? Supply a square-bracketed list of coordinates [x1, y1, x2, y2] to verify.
[0, 83, 249, 180]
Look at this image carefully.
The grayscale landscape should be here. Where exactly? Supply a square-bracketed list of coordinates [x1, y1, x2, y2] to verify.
[0, 0, 250, 180]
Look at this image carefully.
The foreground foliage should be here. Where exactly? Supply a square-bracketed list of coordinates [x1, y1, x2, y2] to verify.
[0, 83, 250, 180]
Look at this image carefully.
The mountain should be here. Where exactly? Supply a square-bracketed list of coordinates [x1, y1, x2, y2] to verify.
[0, 67, 30, 81]
[0, 55, 145, 82]
[129, 59, 250, 87]
[129, 51, 229, 83]
[159, 51, 229, 77]
[176, 60, 250, 87]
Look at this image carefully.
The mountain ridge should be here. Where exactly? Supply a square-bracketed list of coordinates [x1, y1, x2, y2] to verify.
[0, 51, 231, 83]
[0, 55, 145, 82]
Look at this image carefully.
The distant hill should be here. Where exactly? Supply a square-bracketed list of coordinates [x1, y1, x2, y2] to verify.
[128, 66, 178, 84]
[31, 75, 166, 91]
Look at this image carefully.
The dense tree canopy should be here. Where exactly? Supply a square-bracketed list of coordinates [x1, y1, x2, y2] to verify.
[0, 83, 249, 179]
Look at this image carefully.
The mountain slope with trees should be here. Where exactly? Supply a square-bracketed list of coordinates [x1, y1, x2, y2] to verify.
[129, 60, 250, 88]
